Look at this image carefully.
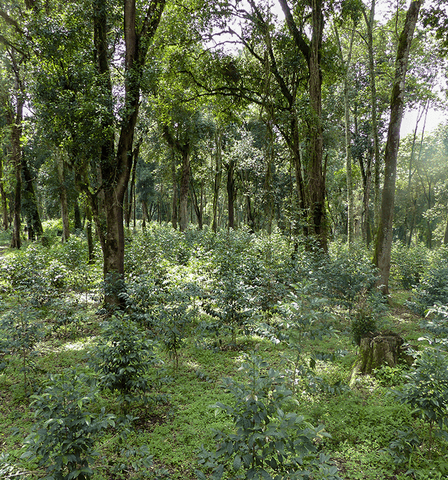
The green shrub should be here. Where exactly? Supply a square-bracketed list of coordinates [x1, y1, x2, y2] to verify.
[406, 267, 448, 316]
[23, 370, 115, 480]
[395, 348, 448, 444]
[196, 355, 341, 480]
[315, 242, 379, 309]
[390, 242, 429, 290]
[91, 314, 158, 408]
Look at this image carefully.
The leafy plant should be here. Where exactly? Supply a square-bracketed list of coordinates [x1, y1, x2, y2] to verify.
[395, 348, 448, 450]
[390, 241, 429, 290]
[406, 267, 448, 316]
[373, 365, 406, 387]
[196, 355, 341, 480]
[91, 314, 158, 410]
[23, 370, 115, 480]
[385, 426, 421, 470]
[156, 303, 191, 370]
[0, 300, 44, 391]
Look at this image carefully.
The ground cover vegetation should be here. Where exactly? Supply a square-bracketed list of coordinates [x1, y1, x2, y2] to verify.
[1, 224, 448, 479]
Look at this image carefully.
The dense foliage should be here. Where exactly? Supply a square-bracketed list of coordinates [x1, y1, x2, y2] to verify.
[0, 225, 448, 479]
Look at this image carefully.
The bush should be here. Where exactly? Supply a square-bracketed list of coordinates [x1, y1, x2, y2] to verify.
[196, 355, 341, 480]
[406, 267, 448, 316]
[390, 242, 429, 290]
[395, 348, 448, 442]
[91, 314, 158, 408]
[315, 242, 379, 309]
[23, 370, 115, 480]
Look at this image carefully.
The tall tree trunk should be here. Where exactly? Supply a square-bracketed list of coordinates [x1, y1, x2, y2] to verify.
[92, 0, 166, 308]
[171, 151, 178, 229]
[85, 205, 95, 264]
[308, 0, 326, 250]
[57, 154, 70, 242]
[335, 23, 355, 245]
[373, 0, 423, 294]
[227, 159, 235, 229]
[22, 155, 43, 241]
[190, 177, 203, 229]
[10, 97, 23, 249]
[212, 130, 222, 233]
[0, 155, 7, 230]
[179, 149, 190, 232]
[74, 196, 82, 231]
[363, 0, 381, 235]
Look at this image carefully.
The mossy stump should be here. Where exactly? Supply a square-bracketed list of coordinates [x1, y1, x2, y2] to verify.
[350, 331, 411, 386]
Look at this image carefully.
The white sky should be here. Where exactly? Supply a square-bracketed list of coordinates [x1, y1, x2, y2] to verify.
[401, 108, 447, 138]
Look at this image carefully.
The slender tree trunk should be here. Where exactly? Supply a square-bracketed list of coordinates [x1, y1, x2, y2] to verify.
[85, 205, 95, 264]
[179, 149, 190, 232]
[171, 151, 178, 229]
[212, 130, 222, 233]
[308, 0, 326, 251]
[264, 158, 274, 235]
[142, 200, 149, 230]
[22, 155, 43, 241]
[227, 159, 235, 229]
[10, 98, 23, 249]
[373, 0, 423, 294]
[190, 177, 203, 229]
[444, 214, 448, 245]
[57, 154, 70, 242]
[74, 196, 83, 230]
[92, 0, 166, 308]
[0, 155, 7, 230]
[363, 1, 381, 235]
[335, 23, 355, 245]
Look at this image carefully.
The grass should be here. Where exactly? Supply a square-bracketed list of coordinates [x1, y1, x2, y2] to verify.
[1, 231, 448, 479]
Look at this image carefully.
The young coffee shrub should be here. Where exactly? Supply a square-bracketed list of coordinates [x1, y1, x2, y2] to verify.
[0, 301, 44, 391]
[23, 370, 115, 480]
[395, 348, 448, 448]
[91, 314, 158, 409]
[406, 267, 448, 316]
[390, 241, 429, 290]
[316, 241, 379, 309]
[196, 355, 341, 480]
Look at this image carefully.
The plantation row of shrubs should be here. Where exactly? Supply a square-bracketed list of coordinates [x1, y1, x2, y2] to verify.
[2, 224, 448, 327]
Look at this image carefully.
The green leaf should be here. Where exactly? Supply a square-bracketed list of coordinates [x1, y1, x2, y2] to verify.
[233, 454, 242, 471]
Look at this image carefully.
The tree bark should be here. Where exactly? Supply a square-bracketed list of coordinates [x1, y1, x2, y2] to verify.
[57, 153, 70, 242]
[363, 1, 381, 236]
[308, 0, 327, 250]
[179, 148, 190, 231]
[278, 0, 326, 249]
[0, 155, 7, 230]
[9, 96, 23, 249]
[227, 159, 235, 229]
[373, 0, 424, 294]
[335, 23, 355, 245]
[92, 0, 166, 308]
[212, 130, 223, 233]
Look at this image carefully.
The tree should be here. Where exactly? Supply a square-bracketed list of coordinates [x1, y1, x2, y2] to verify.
[374, 0, 424, 294]
[26, 0, 166, 307]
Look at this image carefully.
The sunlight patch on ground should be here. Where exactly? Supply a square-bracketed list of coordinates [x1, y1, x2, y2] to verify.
[38, 337, 96, 354]
[185, 360, 200, 369]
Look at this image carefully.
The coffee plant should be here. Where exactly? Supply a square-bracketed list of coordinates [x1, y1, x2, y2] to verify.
[91, 314, 159, 410]
[23, 370, 115, 480]
[196, 355, 341, 480]
[395, 348, 448, 448]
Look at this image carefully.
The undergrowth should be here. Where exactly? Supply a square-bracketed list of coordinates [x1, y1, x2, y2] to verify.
[0, 225, 447, 479]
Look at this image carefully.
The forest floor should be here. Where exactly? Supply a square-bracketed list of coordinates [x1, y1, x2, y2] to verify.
[0, 232, 446, 480]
